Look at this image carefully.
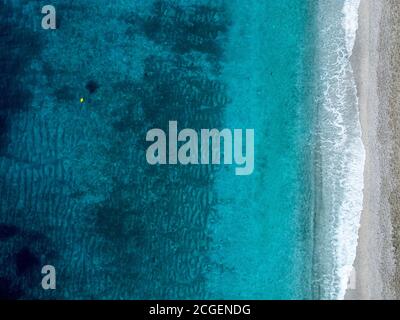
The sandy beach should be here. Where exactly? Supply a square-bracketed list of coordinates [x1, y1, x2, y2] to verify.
[346, 0, 400, 300]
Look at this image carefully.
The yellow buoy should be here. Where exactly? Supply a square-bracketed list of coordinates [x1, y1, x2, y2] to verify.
[80, 97, 84, 103]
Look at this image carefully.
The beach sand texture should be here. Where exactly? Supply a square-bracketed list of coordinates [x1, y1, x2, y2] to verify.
[347, 0, 400, 299]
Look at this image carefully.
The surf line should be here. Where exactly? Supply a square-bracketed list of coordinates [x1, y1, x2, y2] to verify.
[146, 121, 254, 176]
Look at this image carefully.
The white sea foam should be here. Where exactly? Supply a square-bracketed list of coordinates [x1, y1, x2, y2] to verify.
[336, 0, 364, 300]
[342, 0, 361, 54]
[315, 0, 365, 299]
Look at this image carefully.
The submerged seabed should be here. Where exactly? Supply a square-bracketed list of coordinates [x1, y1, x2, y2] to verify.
[0, 0, 364, 299]
[1, 0, 231, 299]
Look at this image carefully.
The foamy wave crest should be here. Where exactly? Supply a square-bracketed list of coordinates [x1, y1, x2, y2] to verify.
[314, 0, 364, 299]
[342, 0, 360, 54]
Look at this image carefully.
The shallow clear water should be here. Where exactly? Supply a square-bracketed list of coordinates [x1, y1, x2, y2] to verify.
[207, 0, 316, 299]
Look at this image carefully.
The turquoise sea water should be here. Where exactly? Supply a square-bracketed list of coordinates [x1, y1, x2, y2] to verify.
[207, 0, 316, 299]
[0, 0, 364, 299]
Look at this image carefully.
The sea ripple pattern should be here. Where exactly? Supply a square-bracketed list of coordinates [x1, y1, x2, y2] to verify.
[0, 0, 230, 299]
